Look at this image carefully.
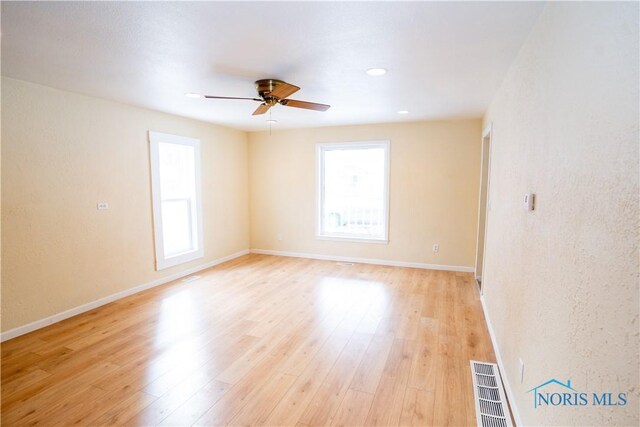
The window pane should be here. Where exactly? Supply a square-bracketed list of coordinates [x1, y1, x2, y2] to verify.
[158, 142, 196, 201]
[161, 199, 193, 257]
[320, 145, 387, 239]
[157, 141, 198, 258]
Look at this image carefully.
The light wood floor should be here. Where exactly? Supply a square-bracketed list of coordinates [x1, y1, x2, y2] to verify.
[1, 254, 496, 426]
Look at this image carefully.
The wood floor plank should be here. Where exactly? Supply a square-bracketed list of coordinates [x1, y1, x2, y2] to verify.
[158, 380, 232, 426]
[407, 317, 439, 391]
[53, 386, 136, 426]
[299, 332, 373, 426]
[400, 387, 418, 426]
[350, 332, 395, 394]
[123, 338, 251, 426]
[2, 361, 122, 425]
[192, 354, 287, 426]
[187, 313, 327, 426]
[433, 337, 467, 426]
[1, 368, 51, 398]
[0, 352, 43, 385]
[400, 387, 435, 426]
[227, 372, 298, 426]
[264, 333, 352, 426]
[1, 255, 496, 426]
[1, 337, 49, 362]
[215, 313, 313, 385]
[396, 295, 424, 340]
[330, 389, 375, 427]
[40, 384, 109, 426]
[91, 391, 157, 426]
[275, 306, 347, 376]
[364, 339, 415, 426]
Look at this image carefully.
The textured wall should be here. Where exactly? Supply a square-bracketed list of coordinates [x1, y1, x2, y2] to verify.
[1, 78, 250, 331]
[482, 2, 639, 425]
[249, 120, 481, 268]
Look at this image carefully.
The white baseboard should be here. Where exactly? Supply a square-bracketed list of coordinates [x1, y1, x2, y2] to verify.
[0, 249, 250, 342]
[480, 294, 523, 426]
[250, 248, 474, 273]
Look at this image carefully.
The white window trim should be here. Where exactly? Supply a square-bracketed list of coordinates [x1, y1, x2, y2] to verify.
[315, 140, 390, 244]
[149, 131, 204, 270]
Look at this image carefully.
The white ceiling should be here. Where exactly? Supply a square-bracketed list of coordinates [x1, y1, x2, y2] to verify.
[1, 1, 545, 131]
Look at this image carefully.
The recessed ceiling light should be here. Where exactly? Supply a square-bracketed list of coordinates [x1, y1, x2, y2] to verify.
[366, 68, 387, 76]
[266, 119, 278, 124]
[397, 110, 409, 114]
[185, 92, 202, 98]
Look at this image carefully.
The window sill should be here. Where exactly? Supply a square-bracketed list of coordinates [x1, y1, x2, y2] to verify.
[315, 235, 389, 245]
[156, 249, 204, 271]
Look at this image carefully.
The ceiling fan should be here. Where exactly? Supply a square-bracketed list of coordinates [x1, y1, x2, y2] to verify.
[204, 79, 330, 115]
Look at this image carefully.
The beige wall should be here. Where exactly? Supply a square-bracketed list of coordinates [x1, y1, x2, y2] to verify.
[248, 120, 481, 268]
[482, 2, 639, 426]
[1, 77, 250, 331]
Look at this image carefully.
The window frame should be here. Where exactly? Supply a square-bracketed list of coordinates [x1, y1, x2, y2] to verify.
[149, 131, 204, 270]
[315, 140, 390, 244]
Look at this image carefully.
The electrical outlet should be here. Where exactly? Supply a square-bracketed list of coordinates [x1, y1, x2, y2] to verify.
[433, 244, 439, 253]
[277, 233, 283, 241]
[97, 202, 109, 210]
[519, 358, 525, 383]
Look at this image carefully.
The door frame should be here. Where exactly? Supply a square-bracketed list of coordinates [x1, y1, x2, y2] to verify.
[474, 123, 493, 295]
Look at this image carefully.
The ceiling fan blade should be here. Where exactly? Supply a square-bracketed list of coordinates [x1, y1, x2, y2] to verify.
[204, 95, 262, 101]
[269, 81, 300, 99]
[252, 103, 271, 115]
[279, 99, 330, 112]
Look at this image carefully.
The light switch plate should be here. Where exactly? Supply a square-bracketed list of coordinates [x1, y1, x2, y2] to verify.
[523, 193, 535, 211]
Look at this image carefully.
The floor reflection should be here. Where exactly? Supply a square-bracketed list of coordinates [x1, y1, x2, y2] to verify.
[316, 276, 389, 319]
[148, 289, 206, 384]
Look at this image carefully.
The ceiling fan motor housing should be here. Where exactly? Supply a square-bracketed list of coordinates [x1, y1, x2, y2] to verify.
[255, 79, 285, 103]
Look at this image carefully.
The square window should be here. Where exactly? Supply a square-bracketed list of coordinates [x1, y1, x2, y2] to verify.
[316, 141, 390, 243]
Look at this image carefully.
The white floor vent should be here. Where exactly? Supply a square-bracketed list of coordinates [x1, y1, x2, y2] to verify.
[470, 360, 513, 427]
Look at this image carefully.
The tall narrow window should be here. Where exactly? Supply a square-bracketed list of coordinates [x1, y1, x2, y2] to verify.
[317, 141, 390, 242]
[149, 131, 203, 270]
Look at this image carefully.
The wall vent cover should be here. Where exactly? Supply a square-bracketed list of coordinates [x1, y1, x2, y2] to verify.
[470, 360, 513, 427]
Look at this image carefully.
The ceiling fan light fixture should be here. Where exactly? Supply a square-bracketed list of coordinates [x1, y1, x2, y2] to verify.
[266, 119, 278, 124]
[185, 92, 203, 98]
[397, 110, 409, 114]
[366, 68, 387, 76]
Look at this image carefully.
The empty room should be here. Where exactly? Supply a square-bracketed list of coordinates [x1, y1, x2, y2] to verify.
[1, 1, 638, 426]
